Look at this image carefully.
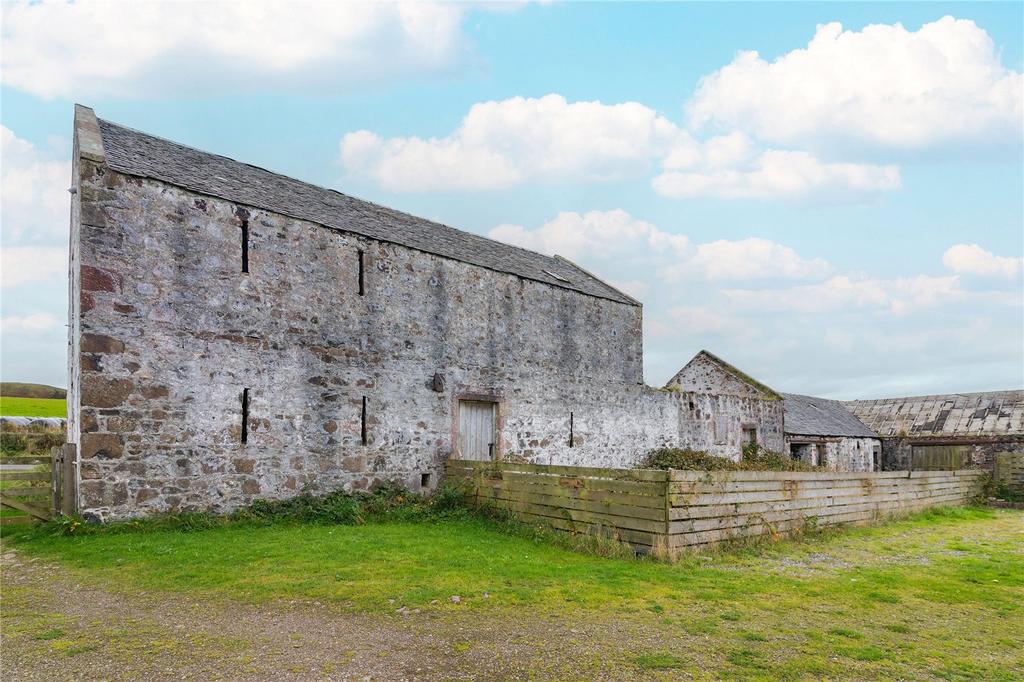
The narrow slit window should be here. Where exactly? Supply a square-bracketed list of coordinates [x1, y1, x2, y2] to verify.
[357, 250, 365, 296]
[241, 388, 250, 444]
[569, 411, 574, 448]
[241, 219, 250, 273]
[360, 396, 368, 445]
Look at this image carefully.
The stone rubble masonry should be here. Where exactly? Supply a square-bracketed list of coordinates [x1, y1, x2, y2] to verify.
[68, 107, 786, 521]
[785, 436, 879, 472]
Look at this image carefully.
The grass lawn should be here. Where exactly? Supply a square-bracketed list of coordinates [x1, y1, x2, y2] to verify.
[3, 507, 1022, 679]
[0, 396, 66, 418]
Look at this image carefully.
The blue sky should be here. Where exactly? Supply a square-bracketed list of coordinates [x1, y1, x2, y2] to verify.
[2, 1, 1022, 398]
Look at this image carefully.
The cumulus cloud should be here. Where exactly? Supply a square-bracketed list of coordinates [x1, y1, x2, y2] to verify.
[653, 149, 899, 200]
[341, 94, 683, 191]
[723, 274, 965, 314]
[488, 209, 828, 282]
[1, 126, 70, 243]
[664, 306, 742, 335]
[0, 313, 61, 335]
[342, 95, 899, 200]
[687, 16, 1024, 149]
[1, 1, 467, 99]
[490, 209, 691, 263]
[679, 238, 832, 281]
[1, 246, 66, 289]
[943, 243, 1023, 278]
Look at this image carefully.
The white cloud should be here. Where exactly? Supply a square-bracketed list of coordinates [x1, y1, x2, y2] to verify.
[1, 1, 467, 99]
[943, 243, 1023, 278]
[722, 274, 966, 314]
[488, 209, 828, 283]
[680, 238, 832, 281]
[1, 246, 66, 289]
[654, 149, 899, 200]
[1, 126, 71, 243]
[665, 306, 741, 335]
[687, 16, 1024, 149]
[343, 95, 899, 200]
[490, 209, 691, 263]
[1, 313, 61, 335]
[341, 94, 683, 191]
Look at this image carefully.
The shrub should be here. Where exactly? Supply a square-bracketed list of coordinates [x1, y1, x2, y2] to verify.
[0, 424, 64, 457]
[640, 445, 820, 472]
[33, 483, 477, 538]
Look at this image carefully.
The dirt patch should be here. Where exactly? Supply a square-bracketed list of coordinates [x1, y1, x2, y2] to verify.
[0, 549, 697, 681]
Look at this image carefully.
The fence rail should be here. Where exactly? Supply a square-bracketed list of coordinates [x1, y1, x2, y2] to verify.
[445, 460, 987, 557]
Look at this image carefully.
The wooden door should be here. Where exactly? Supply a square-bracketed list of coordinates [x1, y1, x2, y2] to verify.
[911, 445, 968, 470]
[458, 400, 497, 461]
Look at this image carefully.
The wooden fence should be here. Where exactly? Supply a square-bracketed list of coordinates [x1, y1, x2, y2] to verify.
[994, 452, 1024, 492]
[0, 444, 75, 526]
[445, 460, 987, 557]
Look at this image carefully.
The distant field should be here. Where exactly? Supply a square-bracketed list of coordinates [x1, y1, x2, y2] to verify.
[0, 382, 66, 400]
[0, 397, 66, 418]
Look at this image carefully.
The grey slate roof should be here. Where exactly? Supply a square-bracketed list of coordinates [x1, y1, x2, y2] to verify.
[783, 393, 877, 438]
[845, 391, 1024, 438]
[95, 117, 637, 306]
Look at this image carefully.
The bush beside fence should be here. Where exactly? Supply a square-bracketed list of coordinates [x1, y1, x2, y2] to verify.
[445, 460, 987, 557]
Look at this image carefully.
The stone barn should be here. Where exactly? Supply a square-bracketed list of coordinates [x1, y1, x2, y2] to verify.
[845, 391, 1024, 471]
[68, 106, 786, 521]
[782, 394, 880, 471]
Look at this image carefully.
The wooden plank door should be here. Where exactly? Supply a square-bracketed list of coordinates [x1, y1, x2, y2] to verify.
[458, 400, 497, 461]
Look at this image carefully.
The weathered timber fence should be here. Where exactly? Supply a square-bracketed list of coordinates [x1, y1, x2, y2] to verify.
[0, 450, 55, 525]
[0, 444, 75, 525]
[994, 452, 1024, 492]
[445, 460, 987, 556]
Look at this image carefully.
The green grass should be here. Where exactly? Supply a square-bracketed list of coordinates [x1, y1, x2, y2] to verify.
[3, 506, 1023, 679]
[0, 396, 66, 418]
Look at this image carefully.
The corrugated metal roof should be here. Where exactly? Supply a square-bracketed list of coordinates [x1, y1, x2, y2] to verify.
[844, 390, 1024, 438]
[94, 117, 637, 307]
[783, 393, 877, 438]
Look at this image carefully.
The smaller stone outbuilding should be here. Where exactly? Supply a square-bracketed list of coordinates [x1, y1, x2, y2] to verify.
[782, 394, 880, 471]
[666, 350, 785, 460]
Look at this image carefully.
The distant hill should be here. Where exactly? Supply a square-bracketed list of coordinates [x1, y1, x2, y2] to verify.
[0, 382, 67, 399]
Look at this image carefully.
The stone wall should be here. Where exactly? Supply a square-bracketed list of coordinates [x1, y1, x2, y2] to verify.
[678, 391, 785, 460]
[72, 151, 717, 520]
[786, 436, 879, 472]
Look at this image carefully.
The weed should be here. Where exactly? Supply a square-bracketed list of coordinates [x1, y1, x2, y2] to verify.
[33, 628, 65, 640]
[726, 648, 765, 669]
[640, 445, 821, 472]
[829, 627, 863, 639]
[633, 652, 686, 670]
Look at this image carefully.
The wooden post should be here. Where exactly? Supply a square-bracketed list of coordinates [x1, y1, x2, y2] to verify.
[61, 442, 77, 516]
[50, 446, 62, 517]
